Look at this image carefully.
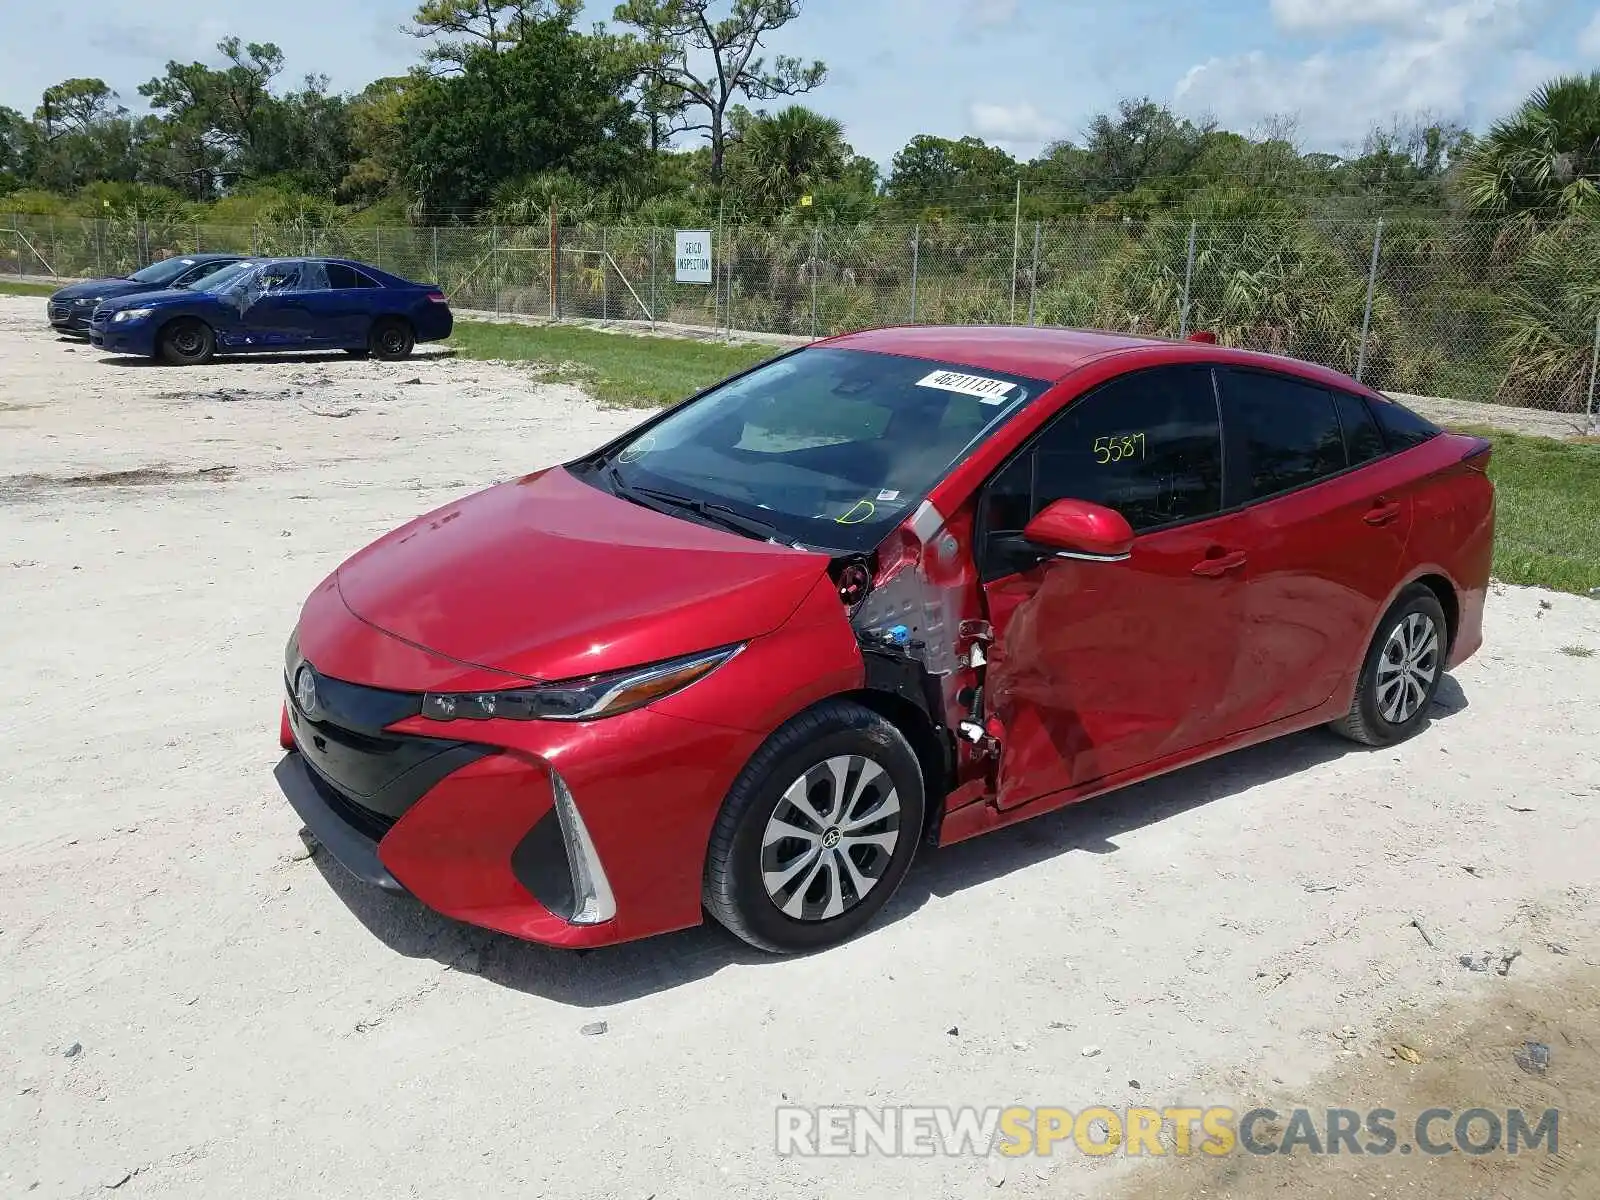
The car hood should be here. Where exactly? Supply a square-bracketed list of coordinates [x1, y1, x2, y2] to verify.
[50, 278, 154, 303]
[334, 466, 833, 682]
[94, 287, 196, 313]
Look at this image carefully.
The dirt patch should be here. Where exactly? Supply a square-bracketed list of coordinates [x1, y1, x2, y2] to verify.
[1105, 958, 1599, 1200]
[0, 464, 235, 497]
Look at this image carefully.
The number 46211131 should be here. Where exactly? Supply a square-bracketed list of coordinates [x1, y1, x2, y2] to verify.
[1093, 433, 1146, 464]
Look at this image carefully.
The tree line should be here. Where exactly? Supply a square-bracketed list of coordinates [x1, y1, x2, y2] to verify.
[0, 0, 1595, 234]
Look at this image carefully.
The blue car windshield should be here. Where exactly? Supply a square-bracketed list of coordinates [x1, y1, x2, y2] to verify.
[599, 347, 1046, 552]
[127, 257, 202, 285]
[197, 261, 264, 294]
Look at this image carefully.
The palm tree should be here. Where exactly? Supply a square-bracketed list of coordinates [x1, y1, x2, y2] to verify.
[1458, 72, 1600, 234]
[1493, 217, 1600, 411]
[728, 106, 849, 215]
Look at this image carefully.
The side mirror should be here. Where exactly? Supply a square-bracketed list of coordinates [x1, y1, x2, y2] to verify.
[1021, 499, 1134, 561]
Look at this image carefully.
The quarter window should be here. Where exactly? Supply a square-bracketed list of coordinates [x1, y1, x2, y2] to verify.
[1370, 397, 1442, 451]
[1224, 370, 1347, 500]
[1333, 390, 1385, 466]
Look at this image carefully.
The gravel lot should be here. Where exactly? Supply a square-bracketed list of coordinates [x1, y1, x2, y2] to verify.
[2, 294, 1598, 1199]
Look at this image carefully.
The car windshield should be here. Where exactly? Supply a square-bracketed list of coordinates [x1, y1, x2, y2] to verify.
[127, 257, 201, 285]
[197, 261, 264, 294]
[596, 347, 1046, 552]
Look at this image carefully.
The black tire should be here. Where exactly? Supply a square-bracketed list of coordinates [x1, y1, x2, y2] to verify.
[368, 317, 415, 361]
[1330, 584, 1449, 746]
[704, 699, 924, 954]
[158, 318, 215, 365]
[344, 348, 370, 358]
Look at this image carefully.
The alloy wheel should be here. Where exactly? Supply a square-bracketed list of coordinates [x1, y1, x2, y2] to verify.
[1377, 611, 1439, 724]
[760, 755, 901, 922]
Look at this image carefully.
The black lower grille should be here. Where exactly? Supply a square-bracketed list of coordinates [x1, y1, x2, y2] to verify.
[286, 663, 492, 825]
[303, 758, 397, 840]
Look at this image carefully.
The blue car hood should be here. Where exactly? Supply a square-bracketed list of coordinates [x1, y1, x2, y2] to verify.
[51, 278, 154, 303]
[94, 288, 198, 313]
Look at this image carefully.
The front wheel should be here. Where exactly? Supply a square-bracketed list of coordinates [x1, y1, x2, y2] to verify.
[158, 318, 215, 365]
[1330, 584, 1449, 746]
[368, 317, 415, 361]
[703, 700, 924, 954]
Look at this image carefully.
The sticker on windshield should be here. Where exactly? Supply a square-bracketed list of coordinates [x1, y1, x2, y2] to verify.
[916, 370, 1015, 404]
[877, 489, 900, 502]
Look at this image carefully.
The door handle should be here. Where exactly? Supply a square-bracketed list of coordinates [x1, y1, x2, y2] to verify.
[1364, 500, 1402, 526]
[1191, 549, 1247, 577]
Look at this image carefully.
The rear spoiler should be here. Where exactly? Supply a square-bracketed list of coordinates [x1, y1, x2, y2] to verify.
[1459, 435, 1492, 471]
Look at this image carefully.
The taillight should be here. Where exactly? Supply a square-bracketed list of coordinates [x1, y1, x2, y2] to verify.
[1460, 437, 1492, 473]
[426, 291, 448, 304]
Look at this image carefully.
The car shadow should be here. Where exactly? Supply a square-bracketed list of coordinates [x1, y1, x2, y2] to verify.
[309, 677, 1469, 1009]
[98, 347, 458, 367]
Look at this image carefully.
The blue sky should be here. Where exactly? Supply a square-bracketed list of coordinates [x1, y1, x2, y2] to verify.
[2, 0, 1597, 169]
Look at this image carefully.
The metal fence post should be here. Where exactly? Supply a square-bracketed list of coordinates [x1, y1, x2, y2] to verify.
[910, 225, 920, 323]
[650, 229, 658, 333]
[1028, 220, 1041, 326]
[725, 230, 735, 341]
[432, 226, 439, 283]
[601, 227, 609, 321]
[1178, 220, 1198, 338]
[1009, 179, 1022, 323]
[1586, 310, 1600, 432]
[810, 225, 820, 338]
[374, 227, 382, 268]
[1356, 217, 1384, 384]
[492, 225, 500, 315]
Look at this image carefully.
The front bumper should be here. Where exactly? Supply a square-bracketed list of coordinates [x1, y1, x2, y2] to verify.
[275, 669, 765, 949]
[88, 317, 156, 355]
[274, 753, 405, 892]
[49, 303, 93, 333]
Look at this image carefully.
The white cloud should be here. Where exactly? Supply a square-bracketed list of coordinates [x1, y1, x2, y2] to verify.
[1581, 10, 1600, 57]
[967, 101, 1063, 146]
[1269, 0, 1430, 34]
[1175, 0, 1543, 149]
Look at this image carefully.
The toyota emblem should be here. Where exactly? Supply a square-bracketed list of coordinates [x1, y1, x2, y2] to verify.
[294, 664, 319, 716]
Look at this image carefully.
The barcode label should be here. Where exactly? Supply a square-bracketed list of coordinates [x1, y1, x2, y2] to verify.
[916, 370, 1016, 404]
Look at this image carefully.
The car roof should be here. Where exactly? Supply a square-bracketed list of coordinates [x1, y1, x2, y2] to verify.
[815, 324, 1379, 397]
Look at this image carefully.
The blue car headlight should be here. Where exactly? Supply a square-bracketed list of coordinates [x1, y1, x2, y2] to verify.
[112, 307, 154, 323]
[421, 645, 742, 722]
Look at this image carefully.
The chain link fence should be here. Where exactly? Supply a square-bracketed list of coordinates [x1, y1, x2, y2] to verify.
[5, 211, 1598, 418]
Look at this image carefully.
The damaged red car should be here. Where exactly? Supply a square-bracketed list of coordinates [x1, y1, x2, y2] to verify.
[275, 326, 1493, 953]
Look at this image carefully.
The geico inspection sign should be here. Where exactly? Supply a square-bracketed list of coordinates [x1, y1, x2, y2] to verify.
[675, 230, 713, 283]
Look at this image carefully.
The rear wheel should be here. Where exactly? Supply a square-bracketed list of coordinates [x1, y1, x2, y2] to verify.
[1330, 585, 1449, 746]
[159, 318, 214, 365]
[703, 700, 924, 954]
[368, 317, 414, 361]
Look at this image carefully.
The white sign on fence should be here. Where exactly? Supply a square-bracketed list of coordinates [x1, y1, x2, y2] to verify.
[674, 230, 713, 284]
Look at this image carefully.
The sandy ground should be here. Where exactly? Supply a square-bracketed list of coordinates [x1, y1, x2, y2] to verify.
[1, 292, 1598, 1199]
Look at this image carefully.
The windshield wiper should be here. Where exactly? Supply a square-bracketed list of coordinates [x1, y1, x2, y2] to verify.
[606, 469, 784, 544]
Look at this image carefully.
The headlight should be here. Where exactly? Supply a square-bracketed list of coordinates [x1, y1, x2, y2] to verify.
[112, 307, 154, 323]
[421, 645, 741, 722]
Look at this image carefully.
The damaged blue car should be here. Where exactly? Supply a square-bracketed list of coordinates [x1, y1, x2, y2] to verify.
[88, 257, 454, 364]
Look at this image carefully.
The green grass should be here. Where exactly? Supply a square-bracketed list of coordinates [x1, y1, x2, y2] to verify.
[1456, 425, 1600, 595]
[448, 320, 776, 408]
[0, 280, 57, 297]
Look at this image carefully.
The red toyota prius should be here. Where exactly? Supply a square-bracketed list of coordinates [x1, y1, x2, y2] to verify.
[275, 326, 1493, 954]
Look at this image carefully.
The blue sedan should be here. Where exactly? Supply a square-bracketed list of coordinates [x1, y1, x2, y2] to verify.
[48, 253, 247, 335]
[89, 257, 454, 365]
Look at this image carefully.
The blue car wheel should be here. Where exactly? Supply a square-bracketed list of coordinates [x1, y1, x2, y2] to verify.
[159, 318, 215, 366]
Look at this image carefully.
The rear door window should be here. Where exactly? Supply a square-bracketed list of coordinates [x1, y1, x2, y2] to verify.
[325, 263, 379, 289]
[1221, 370, 1348, 501]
